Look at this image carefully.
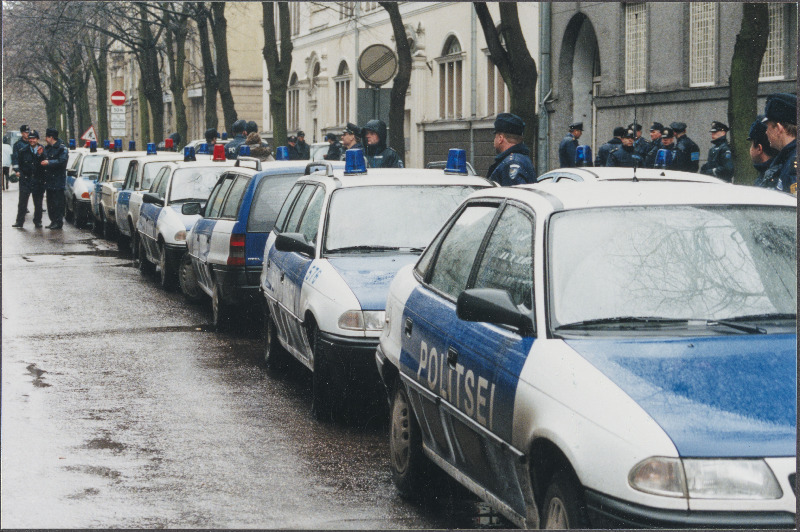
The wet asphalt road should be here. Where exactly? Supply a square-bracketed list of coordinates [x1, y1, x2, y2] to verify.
[0, 185, 508, 529]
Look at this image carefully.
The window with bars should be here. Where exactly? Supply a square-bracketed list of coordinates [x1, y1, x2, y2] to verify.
[291, 3, 300, 36]
[759, 3, 785, 80]
[363, 2, 379, 12]
[339, 2, 355, 19]
[439, 37, 464, 119]
[625, 3, 647, 93]
[486, 57, 509, 116]
[689, 2, 717, 86]
[288, 73, 299, 131]
[335, 61, 351, 125]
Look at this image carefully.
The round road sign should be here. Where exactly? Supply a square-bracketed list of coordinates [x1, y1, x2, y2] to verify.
[110, 90, 126, 106]
[357, 44, 398, 87]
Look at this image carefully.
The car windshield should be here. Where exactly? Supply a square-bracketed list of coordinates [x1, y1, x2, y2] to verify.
[168, 167, 227, 203]
[142, 161, 173, 190]
[548, 205, 797, 329]
[325, 185, 480, 252]
[80, 155, 104, 177]
[111, 158, 135, 181]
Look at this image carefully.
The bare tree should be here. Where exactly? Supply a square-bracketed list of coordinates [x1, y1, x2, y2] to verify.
[378, 2, 411, 161]
[163, 2, 191, 148]
[211, 3, 238, 133]
[190, 2, 219, 130]
[262, 2, 293, 148]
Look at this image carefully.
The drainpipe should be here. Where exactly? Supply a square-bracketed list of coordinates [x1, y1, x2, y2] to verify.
[354, 3, 360, 124]
[470, 6, 477, 167]
[537, 2, 552, 174]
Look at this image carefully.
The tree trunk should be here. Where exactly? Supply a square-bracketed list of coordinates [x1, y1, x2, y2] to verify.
[379, 2, 411, 162]
[728, 3, 770, 186]
[165, 6, 189, 149]
[88, 33, 110, 144]
[138, 4, 164, 143]
[211, 3, 237, 134]
[474, 2, 539, 156]
[138, 77, 151, 144]
[262, 2, 293, 148]
[196, 8, 219, 130]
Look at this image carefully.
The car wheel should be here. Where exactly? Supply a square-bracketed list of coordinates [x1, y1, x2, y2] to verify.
[117, 229, 130, 255]
[310, 325, 338, 422]
[103, 212, 116, 240]
[389, 380, 427, 498]
[263, 308, 289, 372]
[179, 253, 204, 303]
[65, 202, 74, 223]
[74, 201, 86, 229]
[128, 221, 138, 258]
[158, 243, 177, 290]
[541, 471, 588, 529]
[212, 284, 232, 331]
[138, 238, 155, 275]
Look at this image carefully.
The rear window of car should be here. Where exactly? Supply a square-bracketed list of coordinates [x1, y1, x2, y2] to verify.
[219, 175, 251, 219]
[111, 158, 134, 182]
[247, 172, 304, 233]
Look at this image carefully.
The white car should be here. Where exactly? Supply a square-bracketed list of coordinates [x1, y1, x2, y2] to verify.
[90, 150, 146, 237]
[377, 181, 796, 528]
[65, 148, 107, 228]
[536, 166, 726, 184]
[259, 153, 494, 421]
[115, 152, 185, 254]
[136, 158, 238, 289]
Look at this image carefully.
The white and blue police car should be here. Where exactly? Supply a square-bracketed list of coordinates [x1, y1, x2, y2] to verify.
[65, 143, 107, 228]
[259, 149, 494, 421]
[536, 166, 726, 184]
[376, 180, 796, 528]
[90, 148, 146, 238]
[136, 151, 237, 289]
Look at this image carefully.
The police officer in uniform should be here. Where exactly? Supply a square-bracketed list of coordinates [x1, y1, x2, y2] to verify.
[747, 116, 777, 185]
[486, 113, 536, 186]
[296, 130, 311, 160]
[558, 122, 582, 167]
[700, 121, 734, 182]
[40, 128, 70, 229]
[225, 119, 248, 159]
[671, 121, 700, 172]
[323, 133, 343, 161]
[362, 119, 403, 168]
[204, 127, 218, 147]
[606, 128, 642, 168]
[10, 124, 30, 182]
[758, 93, 797, 194]
[11, 130, 45, 228]
[595, 127, 624, 167]
[628, 122, 650, 159]
[647, 122, 664, 155]
[645, 127, 677, 168]
[339, 123, 363, 159]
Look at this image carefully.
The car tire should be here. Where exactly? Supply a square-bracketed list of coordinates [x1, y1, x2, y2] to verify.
[310, 325, 335, 422]
[158, 242, 177, 290]
[74, 201, 86, 229]
[541, 471, 588, 529]
[103, 212, 116, 240]
[138, 238, 155, 276]
[179, 253, 205, 303]
[389, 381, 427, 498]
[263, 309, 289, 372]
[128, 220, 138, 258]
[65, 202, 74, 223]
[212, 284, 233, 331]
[117, 229, 130, 255]
[92, 211, 103, 236]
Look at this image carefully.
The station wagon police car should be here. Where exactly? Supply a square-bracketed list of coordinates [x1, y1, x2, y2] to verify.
[376, 181, 796, 528]
[136, 154, 236, 289]
[259, 150, 493, 421]
[537, 166, 725, 184]
[65, 145, 106, 228]
[90, 149, 146, 237]
[183, 159, 342, 328]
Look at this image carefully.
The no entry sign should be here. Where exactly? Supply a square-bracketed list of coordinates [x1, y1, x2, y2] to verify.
[110, 90, 126, 106]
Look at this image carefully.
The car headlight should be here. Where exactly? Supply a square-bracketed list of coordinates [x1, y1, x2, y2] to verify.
[174, 230, 187, 241]
[630, 457, 782, 500]
[338, 310, 385, 331]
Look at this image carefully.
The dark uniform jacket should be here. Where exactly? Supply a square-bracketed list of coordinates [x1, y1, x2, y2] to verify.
[606, 145, 642, 168]
[558, 134, 578, 167]
[287, 144, 302, 160]
[595, 138, 622, 167]
[363, 120, 403, 168]
[487, 143, 537, 186]
[752, 159, 773, 186]
[296, 140, 311, 160]
[340, 142, 364, 161]
[645, 141, 677, 169]
[674, 135, 700, 172]
[17, 143, 46, 193]
[225, 134, 247, 160]
[700, 135, 734, 182]
[324, 141, 343, 161]
[633, 136, 650, 159]
[11, 138, 27, 173]
[41, 140, 69, 190]
[755, 139, 796, 194]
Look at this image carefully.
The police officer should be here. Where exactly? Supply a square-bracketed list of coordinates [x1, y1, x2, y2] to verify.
[700, 121, 734, 182]
[558, 122, 582, 167]
[645, 127, 677, 168]
[339, 123, 363, 159]
[647, 122, 664, 155]
[40, 127, 69, 229]
[486, 112, 536, 186]
[245, 121, 267, 147]
[748, 116, 778, 185]
[10, 124, 30, 182]
[11, 130, 45, 228]
[628, 122, 650, 159]
[606, 128, 642, 168]
[225, 119, 248, 159]
[286, 136, 302, 160]
[362, 119, 403, 168]
[671, 121, 700, 172]
[323, 133, 343, 161]
[204, 127, 218, 147]
[758, 93, 797, 194]
[296, 130, 311, 160]
[595, 127, 625, 167]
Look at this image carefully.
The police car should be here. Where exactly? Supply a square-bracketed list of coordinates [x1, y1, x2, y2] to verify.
[183, 159, 342, 328]
[90, 149, 146, 237]
[259, 149, 493, 421]
[376, 181, 796, 528]
[115, 148, 185, 254]
[537, 166, 726, 184]
[65, 144, 107, 228]
[136, 152, 236, 289]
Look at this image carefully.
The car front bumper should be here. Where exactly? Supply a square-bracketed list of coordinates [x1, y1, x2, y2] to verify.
[318, 330, 383, 394]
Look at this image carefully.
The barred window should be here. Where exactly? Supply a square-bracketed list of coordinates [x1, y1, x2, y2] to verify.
[486, 57, 509, 116]
[288, 73, 299, 131]
[335, 61, 351, 125]
[689, 2, 717, 86]
[339, 2, 355, 19]
[759, 4, 785, 80]
[625, 3, 647, 93]
[439, 36, 464, 119]
[363, 2, 379, 12]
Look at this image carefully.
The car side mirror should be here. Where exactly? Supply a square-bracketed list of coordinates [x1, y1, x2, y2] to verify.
[274, 232, 315, 257]
[181, 202, 202, 216]
[142, 192, 164, 207]
[456, 288, 534, 335]
[67, 168, 78, 177]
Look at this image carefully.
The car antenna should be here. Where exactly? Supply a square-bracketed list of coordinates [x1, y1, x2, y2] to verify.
[632, 13, 640, 183]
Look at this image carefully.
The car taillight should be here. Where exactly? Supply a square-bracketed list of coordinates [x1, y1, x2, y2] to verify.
[81, 192, 90, 198]
[227, 234, 245, 266]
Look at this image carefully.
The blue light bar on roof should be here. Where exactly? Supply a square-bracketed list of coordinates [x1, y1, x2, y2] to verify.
[275, 146, 289, 161]
[575, 145, 593, 167]
[90, 140, 97, 152]
[128, 140, 136, 151]
[221, 132, 228, 140]
[114, 139, 122, 152]
[103, 139, 110, 150]
[444, 148, 467, 175]
[184, 146, 197, 161]
[197, 143, 210, 155]
[344, 148, 367, 175]
[655, 149, 673, 169]
[238, 145, 251, 157]
[69, 139, 76, 150]
[146, 142, 157, 155]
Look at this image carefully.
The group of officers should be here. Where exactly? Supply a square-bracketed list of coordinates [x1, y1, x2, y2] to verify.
[556, 92, 796, 193]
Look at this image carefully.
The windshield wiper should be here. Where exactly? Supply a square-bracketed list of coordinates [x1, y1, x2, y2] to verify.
[704, 319, 767, 335]
[326, 245, 400, 253]
[721, 313, 796, 322]
[555, 316, 686, 330]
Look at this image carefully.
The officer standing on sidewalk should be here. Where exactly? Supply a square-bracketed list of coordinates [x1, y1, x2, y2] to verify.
[758, 93, 797, 194]
[10, 124, 30, 182]
[11, 130, 45, 228]
[40, 128, 69, 229]
[671, 122, 700, 172]
[700, 121, 734, 182]
[486, 113, 536, 186]
[558, 122, 582, 167]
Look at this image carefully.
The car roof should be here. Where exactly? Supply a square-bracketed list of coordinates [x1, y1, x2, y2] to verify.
[162, 159, 240, 170]
[301, 167, 494, 188]
[106, 151, 148, 159]
[540, 166, 725, 184]
[470, 181, 796, 212]
[130, 153, 186, 164]
[254, 159, 345, 176]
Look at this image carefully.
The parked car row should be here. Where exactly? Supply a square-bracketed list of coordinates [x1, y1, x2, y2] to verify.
[61, 146, 797, 530]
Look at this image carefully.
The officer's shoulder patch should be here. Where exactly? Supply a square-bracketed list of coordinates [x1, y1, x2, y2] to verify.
[691, 152, 700, 161]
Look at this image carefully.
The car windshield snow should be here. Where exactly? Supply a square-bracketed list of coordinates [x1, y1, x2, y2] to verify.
[142, 161, 173, 190]
[325, 185, 479, 253]
[80, 155, 104, 177]
[111, 158, 135, 181]
[548, 205, 797, 331]
[169, 167, 227, 203]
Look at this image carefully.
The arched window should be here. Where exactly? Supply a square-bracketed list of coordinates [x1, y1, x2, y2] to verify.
[288, 73, 299, 130]
[438, 36, 464, 119]
[335, 61, 351, 125]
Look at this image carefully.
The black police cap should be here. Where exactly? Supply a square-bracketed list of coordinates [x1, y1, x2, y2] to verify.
[650, 122, 664, 131]
[569, 122, 583, 131]
[710, 121, 729, 133]
[494, 113, 525, 136]
[343, 122, 360, 137]
[670, 122, 687, 133]
[297, 130, 305, 137]
[205, 128, 218, 140]
[613, 126, 627, 138]
[622, 128, 636, 139]
[231, 120, 246, 133]
[45, 127, 58, 138]
[20, 124, 29, 133]
[762, 93, 797, 126]
[28, 130, 39, 139]
[661, 127, 675, 139]
[627, 122, 643, 132]
[747, 116, 769, 146]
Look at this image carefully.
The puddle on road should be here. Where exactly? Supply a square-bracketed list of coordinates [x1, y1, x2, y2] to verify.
[21, 249, 121, 259]
[66, 487, 101, 500]
[21, 324, 215, 341]
[64, 464, 122, 479]
[84, 437, 127, 453]
[26, 363, 51, 388]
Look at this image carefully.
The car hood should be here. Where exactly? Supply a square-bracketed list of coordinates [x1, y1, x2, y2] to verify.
[327, 254, 419, 310]
[564, 334, 796, 457]
[168, 204, 202, 231]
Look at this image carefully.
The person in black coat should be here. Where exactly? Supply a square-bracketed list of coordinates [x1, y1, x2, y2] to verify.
[700, 121, 734, 182]
[606, 128, 643, 168]
[296, 131, 311, 160]
[486, 113, 537, 186]
[339, 123, 363, 160]
[645, 127, 677, 169]
[40, 128, 70, 229]
[225, 120, 248, 159]
[757, 93, 797, 194]
[323, 133, 343, 160]
[671, 122, 700, 172]
[287, 136, 302, 160]
[10, 124, 30, 181]
[596, 127, 625, 167]
[11, 130, 46, 228]
[558, 122, 582, 167]
[362, 119, 403, 168]
[628, 122, 650, 159]
[747, 116, 777, 185]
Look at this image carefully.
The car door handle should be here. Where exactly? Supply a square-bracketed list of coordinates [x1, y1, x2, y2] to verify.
[447, 346, 458, 368]
[404, 318, 413, 337]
